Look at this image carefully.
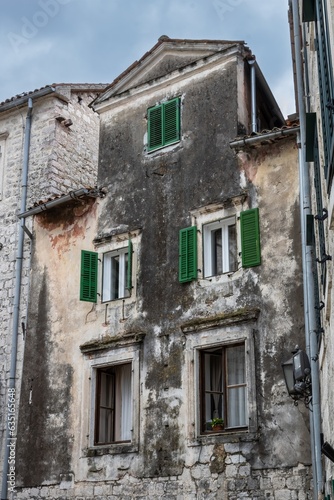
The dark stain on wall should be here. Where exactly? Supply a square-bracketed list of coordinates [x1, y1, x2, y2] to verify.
[16, 268, 73, 486]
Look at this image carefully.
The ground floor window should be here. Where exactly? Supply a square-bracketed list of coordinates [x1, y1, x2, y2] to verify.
[95, 363, 132, 444]
[200, 343, 247, 433]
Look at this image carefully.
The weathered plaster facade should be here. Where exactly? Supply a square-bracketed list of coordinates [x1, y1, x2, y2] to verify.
[14, 39, 312, 499]
[0, 84, 104, 487]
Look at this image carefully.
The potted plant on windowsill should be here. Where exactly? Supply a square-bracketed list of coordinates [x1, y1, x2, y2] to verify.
[211, 418, 224, 431]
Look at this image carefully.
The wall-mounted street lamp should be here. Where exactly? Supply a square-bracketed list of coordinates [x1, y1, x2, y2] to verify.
[281, 346, 312, 407]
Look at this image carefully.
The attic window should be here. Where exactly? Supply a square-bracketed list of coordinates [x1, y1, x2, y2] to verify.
[147, 97, 180, 151]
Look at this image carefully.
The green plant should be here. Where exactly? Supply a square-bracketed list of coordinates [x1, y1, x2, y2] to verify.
[211, 418, 224, 428]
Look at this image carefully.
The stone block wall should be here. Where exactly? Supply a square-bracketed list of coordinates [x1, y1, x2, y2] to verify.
[13, 461, 312, 499]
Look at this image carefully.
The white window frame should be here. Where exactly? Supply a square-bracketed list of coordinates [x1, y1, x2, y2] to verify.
[102, 247, 130, 302]
[190, 201, 245, 285]
[93, 229, 140, 306]
[203, 216, 237, 278]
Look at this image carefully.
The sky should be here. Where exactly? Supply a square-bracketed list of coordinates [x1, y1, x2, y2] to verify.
[0, 0, 295, 118]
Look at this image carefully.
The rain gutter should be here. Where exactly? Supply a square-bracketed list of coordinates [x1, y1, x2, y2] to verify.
[229, 126, 300, 149]
[18, 187, 105, 219]
[1, 98, 33, 500]
[291, 0, 323, 497]
[0, 87, 56, 113]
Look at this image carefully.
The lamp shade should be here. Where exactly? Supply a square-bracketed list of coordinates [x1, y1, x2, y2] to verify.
[293, 349, 311, 381]
[282, 356, 299, 396]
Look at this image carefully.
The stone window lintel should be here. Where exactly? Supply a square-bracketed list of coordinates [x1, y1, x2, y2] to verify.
[181, 307, 260, 334]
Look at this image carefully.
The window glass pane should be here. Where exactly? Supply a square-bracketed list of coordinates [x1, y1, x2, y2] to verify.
[99, 407, 113, 443]
[228, 224, 237, 272]
[121, 364, 132, 440]
[227, 386, 247, 427]
[227, 345, 245, 385]
[203, 352, 224, 422]
[211, 229, 222, 275]
[100, 372, 114, 408]
[111, 254, 120, 299]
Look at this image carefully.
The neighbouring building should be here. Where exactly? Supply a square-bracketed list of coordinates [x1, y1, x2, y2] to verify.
[13, 37, 313, 499]
[289, 0, 334, 498]
[0, 83, 105, 494]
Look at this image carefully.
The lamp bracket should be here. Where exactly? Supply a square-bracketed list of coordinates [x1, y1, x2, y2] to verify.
[316, 253, 332, 264]
[315, 208, 328, 221]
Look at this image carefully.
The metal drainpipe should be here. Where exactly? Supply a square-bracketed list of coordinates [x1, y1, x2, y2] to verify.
[291, 1, 323, 498]
[1, 98, 33, 500]
[301, 21, 318, 499]
[248, 59, 257, 133]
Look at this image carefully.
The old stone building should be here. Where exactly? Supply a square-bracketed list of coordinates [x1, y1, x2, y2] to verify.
[0, 84, 105, 496]
[10, 38, 312, 499]
[288, 0, 334, 498]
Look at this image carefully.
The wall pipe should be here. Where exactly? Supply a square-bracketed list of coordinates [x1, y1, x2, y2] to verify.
[291, 1, 323, 498]
[300, 20, 318, 498]
[248, 59, 257, 133]
[18, 187, 105, 219]
[1, 98, 33, 500]
[229, 126, 300, 149]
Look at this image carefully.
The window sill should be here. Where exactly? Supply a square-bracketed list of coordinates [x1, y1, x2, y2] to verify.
[197, 268, 243, 287]
[187, 430, 259, 447]
[146, 140, 181, 155]
[83, 443, 139, 456]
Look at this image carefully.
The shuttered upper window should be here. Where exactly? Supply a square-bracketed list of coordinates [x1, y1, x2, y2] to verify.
[80, 240, 133, 303]
[179, 208, 261, 283]
[148, 98, 180, 151]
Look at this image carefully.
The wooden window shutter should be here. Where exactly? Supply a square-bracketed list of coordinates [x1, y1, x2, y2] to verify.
[164, 98, 180, 145]
[240, 209, 261, 268]
[80, 250, 98, 302]
[302, 0, 315, 22]
[127, 239, 133, 291]
[305, 113, 317, 162]
[179, 226, 197, 283]
[148, 105, 163, 150]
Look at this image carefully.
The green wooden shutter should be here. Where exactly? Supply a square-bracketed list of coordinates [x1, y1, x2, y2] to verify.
[127, 239, 133, 291]
[240, 209, 261, 268]
[148, 105, 163, 150]
[302, 0, 315, 21]
[164, 98, 180, 145]
[179, 226, 197, 283]
[306, 113, 317, 162]
[80, 250, 98, 302]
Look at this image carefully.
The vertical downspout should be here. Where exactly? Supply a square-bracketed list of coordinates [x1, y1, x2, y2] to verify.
[291, 1, 323, 498]
[298, 131, 318, 498]
[1, 98, 33, 500]
[300, 22, 318, 499]
[248, 59, 257, 133]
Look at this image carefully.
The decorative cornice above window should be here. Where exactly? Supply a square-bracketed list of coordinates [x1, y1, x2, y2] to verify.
[93, 227, 141, 246]
[80, 331, 146, 354]
[181, 307, 260, 334]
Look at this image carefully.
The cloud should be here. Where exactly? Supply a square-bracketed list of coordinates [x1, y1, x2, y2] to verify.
[0, 0, 294, 112]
